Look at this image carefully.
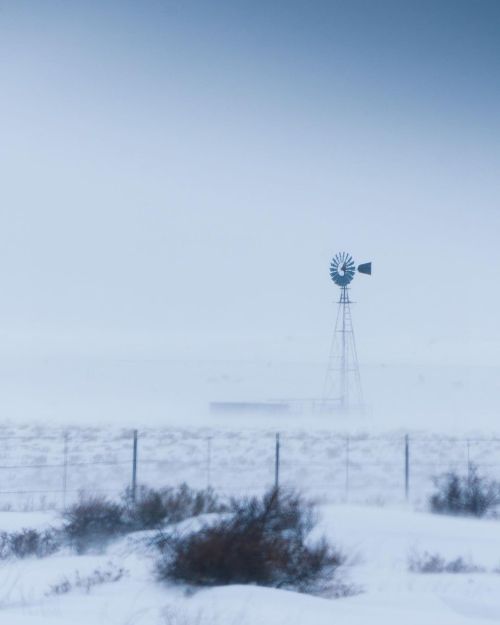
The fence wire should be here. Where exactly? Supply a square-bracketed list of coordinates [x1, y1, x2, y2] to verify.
[0, 428, 497, 510]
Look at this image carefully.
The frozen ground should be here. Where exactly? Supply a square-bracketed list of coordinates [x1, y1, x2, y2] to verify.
[1, 504, 500, 624]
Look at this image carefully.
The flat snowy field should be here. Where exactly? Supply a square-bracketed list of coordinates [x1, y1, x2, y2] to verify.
[1, 503, 500, 624]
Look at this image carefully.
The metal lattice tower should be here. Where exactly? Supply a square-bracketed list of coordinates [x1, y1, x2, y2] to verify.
[322, 252, 372, 413]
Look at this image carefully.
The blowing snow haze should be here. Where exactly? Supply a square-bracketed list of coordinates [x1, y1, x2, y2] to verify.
[0, 1, 499, 426]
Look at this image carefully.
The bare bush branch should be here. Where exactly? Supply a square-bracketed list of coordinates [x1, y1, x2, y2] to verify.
[155, 487, 346, 594]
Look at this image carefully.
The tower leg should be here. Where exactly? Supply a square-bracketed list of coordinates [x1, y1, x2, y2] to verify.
[340, 286, 347, 409]
[322, 286, 363, 414]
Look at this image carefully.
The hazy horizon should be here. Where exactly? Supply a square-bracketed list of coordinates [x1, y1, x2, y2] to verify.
[1, 1, 499, 425]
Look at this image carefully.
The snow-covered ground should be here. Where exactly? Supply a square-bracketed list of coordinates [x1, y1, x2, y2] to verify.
[1, 504, 500, 624]
[2, 420, 500, 623]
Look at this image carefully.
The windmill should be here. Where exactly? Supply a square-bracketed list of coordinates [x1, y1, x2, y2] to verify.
[322, 252, 372, 412]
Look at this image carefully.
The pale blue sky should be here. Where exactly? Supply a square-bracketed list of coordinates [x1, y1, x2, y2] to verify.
[0, 0, 499, 374]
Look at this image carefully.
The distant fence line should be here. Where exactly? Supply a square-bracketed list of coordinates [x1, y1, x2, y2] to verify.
[0, 429, 498, 510]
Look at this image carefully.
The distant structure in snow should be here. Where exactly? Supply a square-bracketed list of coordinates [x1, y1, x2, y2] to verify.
[209, 254, 372, 418]
[210, 401, 290, 414]
[322, 252, 372, 413]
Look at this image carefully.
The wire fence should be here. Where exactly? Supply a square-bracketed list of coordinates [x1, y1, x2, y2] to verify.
[0, 428, 499, 511]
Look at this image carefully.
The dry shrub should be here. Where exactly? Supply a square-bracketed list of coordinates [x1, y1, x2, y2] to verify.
[60, 485, 226, 553]
[0, 528, 60, 559]
[409, 550, 484, 573]
[430, 464, 500, 517]
[155, 488, 344, 593]
[62, 495, 126, 553]
[47, 563, 127, 595]
[124, 483, 226, 530]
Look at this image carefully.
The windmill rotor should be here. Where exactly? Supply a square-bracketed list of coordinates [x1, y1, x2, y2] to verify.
[329, 252, 356, 286]
[329, 253, 372, 286]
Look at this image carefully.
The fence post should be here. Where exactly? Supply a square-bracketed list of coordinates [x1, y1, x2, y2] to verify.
[207, 436, 212, 489]
[466, 439, 471, 486]
[62, 432, 69, 510]
[345, 436, 350, 502]
[131, 429, 138, 503]
[275, 433, 280, 489]
[405, 434, 410, 502]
